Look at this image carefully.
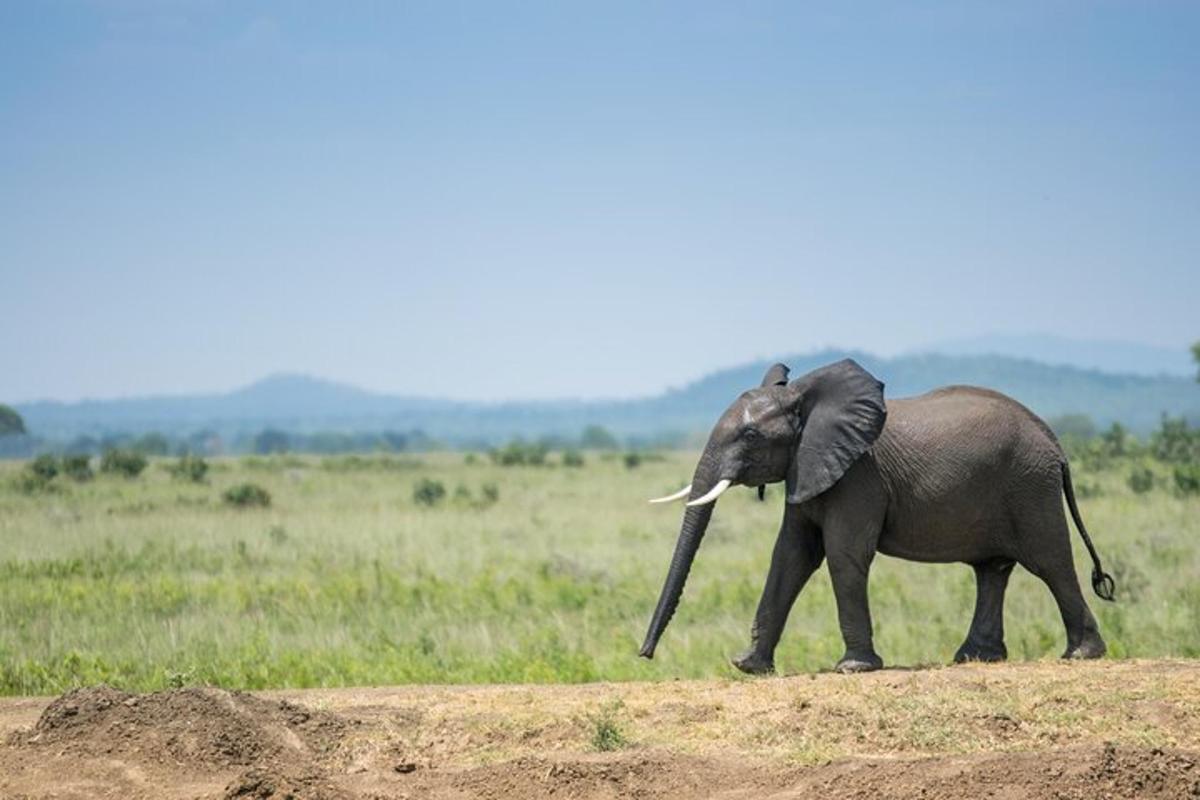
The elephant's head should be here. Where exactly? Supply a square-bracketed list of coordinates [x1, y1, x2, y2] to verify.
[638, 358, 886, 659]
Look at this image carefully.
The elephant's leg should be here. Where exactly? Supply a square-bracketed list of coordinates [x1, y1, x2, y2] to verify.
[822, 502, 886, 674]
[1016, 508, 1106, 660]
[954, 558, 1016, 663]
[732, 506, 824, 675]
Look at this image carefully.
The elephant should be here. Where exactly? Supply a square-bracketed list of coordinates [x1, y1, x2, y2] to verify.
[638, 359, 1115, 674]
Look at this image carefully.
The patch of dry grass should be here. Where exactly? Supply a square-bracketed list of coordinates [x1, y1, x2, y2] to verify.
[251, 659, 1200, 769]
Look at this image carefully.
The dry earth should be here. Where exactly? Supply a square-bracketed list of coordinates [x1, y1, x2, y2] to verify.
[1, 659, 1198, 799]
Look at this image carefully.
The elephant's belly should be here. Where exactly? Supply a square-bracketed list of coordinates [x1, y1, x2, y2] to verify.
[876, 500, 1013, 564]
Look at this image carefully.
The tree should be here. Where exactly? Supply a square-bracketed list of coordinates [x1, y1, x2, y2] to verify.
[0, 404, 26, 437]
[1193, 341, 1200, 382]
[254, 428, 291, 455]
[580, 424, 619, 450]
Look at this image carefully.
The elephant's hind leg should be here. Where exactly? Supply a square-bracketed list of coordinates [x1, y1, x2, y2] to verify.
[954, 558, 1015, 663]
[1015, 505, 1106, 660]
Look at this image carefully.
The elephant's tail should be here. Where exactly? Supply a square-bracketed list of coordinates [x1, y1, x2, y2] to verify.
[1061, 462, 1116, 602]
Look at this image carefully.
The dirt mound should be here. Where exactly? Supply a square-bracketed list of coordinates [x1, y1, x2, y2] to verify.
[9, 685, 354, 799]
[796, 744, 1200, 799]
[14, 685, 348, 770]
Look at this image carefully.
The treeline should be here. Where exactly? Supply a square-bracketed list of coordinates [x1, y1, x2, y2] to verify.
[1049, 413, 1200, 494]
[0, 419, 688, 459]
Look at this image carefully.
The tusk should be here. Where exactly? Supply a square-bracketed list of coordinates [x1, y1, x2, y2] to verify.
[648, 484, 692, 504]
[685, 479, 732, 507]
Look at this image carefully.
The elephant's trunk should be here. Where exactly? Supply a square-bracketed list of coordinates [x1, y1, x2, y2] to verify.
[639, 460, 722, 659]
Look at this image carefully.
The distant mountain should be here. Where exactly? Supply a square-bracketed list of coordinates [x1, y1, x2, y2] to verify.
[12, 351, 1200, 444]
[917, 334, 1194, 378]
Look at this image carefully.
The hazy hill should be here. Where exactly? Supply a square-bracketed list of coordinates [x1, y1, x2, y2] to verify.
[12, 349, 1199, 445]
[918, 333, 1194, 377]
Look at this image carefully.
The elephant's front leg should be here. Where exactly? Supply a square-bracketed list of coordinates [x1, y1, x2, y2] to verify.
[732, 506, 824, 675]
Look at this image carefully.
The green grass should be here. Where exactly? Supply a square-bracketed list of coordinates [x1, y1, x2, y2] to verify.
[0, 452, 1197, 695]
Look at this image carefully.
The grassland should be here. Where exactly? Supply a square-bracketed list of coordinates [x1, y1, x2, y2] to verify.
[0, 451, 1197, 695]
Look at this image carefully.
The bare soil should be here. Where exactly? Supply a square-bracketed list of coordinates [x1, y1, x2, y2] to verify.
[1, 659, 1198, 799]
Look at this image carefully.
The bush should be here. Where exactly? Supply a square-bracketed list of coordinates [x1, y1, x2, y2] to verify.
[490, 440, 548, 467]
[562, 450, 585, 468]
[101, 448, 148, 479]
[413, 478, 447, 506]
[62, 454, 94, 482]
[480, 482, 499, 506]
[167, 455, 209, 483]
[622, 452, 642, 470]
[583, 699, 627, 752]
[1175, 464, 1200, 496]
[12, 469, 52, 494]
[29, 454, 60, 481]
[222, 483, 272, 508]
[1127, 466, 1156, 494]
[1151, 416, 1200, 464]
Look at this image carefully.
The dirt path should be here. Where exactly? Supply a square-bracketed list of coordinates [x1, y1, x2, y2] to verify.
[1, 659, 1198, 799]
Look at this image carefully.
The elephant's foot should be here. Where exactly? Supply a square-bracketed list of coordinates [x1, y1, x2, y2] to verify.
[731, 649, 775, 675]
[1063, 633, 1107, 660]
[954, 640, 1007, 664]
[834, 650, 883, 674]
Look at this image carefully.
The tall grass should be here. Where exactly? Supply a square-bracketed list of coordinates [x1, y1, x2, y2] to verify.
[0, 452, 1196, 695]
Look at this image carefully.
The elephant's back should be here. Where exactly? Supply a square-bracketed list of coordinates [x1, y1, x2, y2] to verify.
[870, 385, 1065, 561]
[882, 385, 1063, 461]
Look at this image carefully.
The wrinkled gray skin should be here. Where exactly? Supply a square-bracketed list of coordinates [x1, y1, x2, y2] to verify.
[639, 359, 1115, 674]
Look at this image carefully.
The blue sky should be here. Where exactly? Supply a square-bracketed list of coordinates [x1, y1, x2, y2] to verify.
[3, 1, 1197, 402]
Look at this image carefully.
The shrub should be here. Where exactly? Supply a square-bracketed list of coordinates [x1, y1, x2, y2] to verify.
[1127, 466, 1156, 494]
[222, 483, 272, 508]
[1151, 415, 1200, 464]
[480, 483, 499, 505]
[167, 455, 209, 483]
[29, 454, 60, 481]
[490, 440, 548, 467]
[12, 470, 51, 494]
[62, 454, 94, 482]
[101, 448, 148, 479]
[413, 478, 447, 507]
[562, 449, 585, 468]
[622, 452, 642, 470]
[584, 699, 627, 752]
[1175, 465, 1200, 496]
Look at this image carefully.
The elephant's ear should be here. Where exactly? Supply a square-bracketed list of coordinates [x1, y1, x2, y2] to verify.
[785, 359, 886, 504]
[760, 362, 790, 387]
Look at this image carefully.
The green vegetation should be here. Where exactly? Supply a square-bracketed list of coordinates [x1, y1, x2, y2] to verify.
[166, 454, 209, 483]
[221, 482, 272, 508]
[413, 477, 447, 507]
[490, 440, 549, 466]
[583, 699, 628, 751]
[61, 454, 94, 482]
[100, 448, 148, 479]
[0, 433, 1197, 696]
[0, 405, 25, 437]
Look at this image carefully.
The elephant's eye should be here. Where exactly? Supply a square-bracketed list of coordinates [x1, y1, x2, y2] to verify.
[742, 427, 762, 441]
